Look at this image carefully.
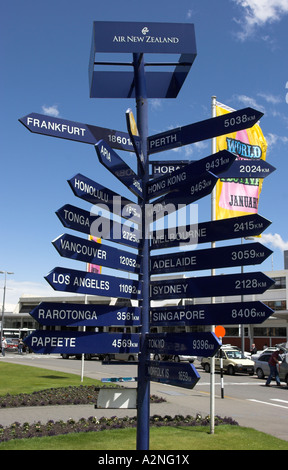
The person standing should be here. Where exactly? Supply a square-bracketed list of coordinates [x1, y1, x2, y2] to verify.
[1, 337, 7, 356]
[265, 348, 284, 386]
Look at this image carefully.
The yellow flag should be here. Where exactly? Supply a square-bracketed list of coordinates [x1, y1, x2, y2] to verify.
[215, 103, 267, 220]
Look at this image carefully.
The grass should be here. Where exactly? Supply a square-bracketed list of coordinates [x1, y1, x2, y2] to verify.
[1, 425, 288, 450]
[0, 362, 288, 450]
[0, 362, 100, 395]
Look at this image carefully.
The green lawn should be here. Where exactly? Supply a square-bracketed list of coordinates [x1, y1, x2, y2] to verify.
[1, 362, 288, 450]
[0, 361, 100, 395]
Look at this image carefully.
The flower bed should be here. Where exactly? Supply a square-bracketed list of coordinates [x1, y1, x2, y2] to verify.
[0, 414, 238, 443]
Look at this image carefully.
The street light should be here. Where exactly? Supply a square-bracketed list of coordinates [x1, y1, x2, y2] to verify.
[0, 271, 14, 355]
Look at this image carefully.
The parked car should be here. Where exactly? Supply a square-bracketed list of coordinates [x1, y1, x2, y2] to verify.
[173, 354, 196, 363]
[5, 339, 18, 351]
[102, 353, 138, 362]
[201, 346, 254, 375]
[61, 353, 100, 360]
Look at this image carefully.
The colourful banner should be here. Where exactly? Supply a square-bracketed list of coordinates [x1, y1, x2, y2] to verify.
[87, 236, 102, 274]
[215, 103, 267, 220]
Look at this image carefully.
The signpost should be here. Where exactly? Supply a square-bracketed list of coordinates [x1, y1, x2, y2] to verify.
[148, 107, 264, 154]
[147, 150, 236, 199]
[146, 171, 218, 220]
[150, 213, 272, 249]
[150, 301, 274, 327]
[68, 173, 141, 221]
[150, 242, 272, 274]
[30, 302, 141, 327]
[150, 160, 191, 178]
[52, 233, 142, 274]
[95, 139, 143, 198]
[145, 361, 200, 389]
[24, 330, 140, 355]
[19, 113, 133, 152]
[150, 271, 275, 300]
[20, 20, 275, 451]
[218, 159, 276, 179]
[56, 203, 141, 249]
[45, 266, 142, 300]
[145, 332, 221, 357]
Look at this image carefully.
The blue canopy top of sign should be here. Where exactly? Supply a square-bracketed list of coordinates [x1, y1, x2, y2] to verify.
[89, 21, 197, 98]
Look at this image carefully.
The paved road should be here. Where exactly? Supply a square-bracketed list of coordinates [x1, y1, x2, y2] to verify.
[1, 353, 288, 442]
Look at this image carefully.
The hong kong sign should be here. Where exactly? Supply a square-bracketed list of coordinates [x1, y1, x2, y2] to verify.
[30, 302, 141, 327]
[45, 266, 142, 300]
[150, 271, 275, 300]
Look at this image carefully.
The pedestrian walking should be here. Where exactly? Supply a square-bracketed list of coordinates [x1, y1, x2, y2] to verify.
[1, 337, 7, 356]
[265, 348, 285, 386]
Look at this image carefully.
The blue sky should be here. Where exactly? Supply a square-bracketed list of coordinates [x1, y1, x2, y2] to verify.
[1, 0, 288, 310]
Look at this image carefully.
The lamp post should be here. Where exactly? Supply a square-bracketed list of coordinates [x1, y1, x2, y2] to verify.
[0, 271, 14, 355]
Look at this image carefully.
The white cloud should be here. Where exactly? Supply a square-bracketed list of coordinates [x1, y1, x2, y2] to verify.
[1, 280, 52, 312]
[265, 132, 288, 148]
[233, 0, 288, 40]
[261, 233, 288, 252]
[257, 92, 282, 105]
[234, 94, 266, 113]
[42, 104, 60, 117]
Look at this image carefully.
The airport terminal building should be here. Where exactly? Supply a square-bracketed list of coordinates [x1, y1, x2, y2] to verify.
[2, 269, 288, 352]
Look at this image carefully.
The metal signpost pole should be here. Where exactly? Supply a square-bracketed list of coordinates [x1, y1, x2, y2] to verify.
[133, 52, 150, 451]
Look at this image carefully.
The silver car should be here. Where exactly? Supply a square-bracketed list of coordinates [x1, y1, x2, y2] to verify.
[253, 351, 288, 384]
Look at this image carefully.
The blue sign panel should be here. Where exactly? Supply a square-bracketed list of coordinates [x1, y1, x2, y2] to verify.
[150, 242, 272, 274]
[150, 272, 275, 300]
[146, 172, 218, 220]
[150, 160, 191, 178]
[145, 332, 221, 358]
[150, 301, 274, 327]
[147, 150, 235, 199]
[150, 213, 272, 250]
[218, 159, 276, 179]
[19, 113, 133, 152]
[90, 22, 197, 98]
[30, 302, 141, 327]
[45, 266, 142, 300]
[95, 140, 143, 199]
[145, 361, 200, 389]
[53, 233, 142, 274]
[68, 173, 141, 222]
[56, 204, 140, 249]
[24, 330, 140, 355]
[148, 107, 264, 154]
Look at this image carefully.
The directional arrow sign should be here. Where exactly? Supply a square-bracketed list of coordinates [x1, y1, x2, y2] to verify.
[24, 330, 140, 355]
[53, 233, 142, 274]
[218, 159, 276, 179]
[45, 266, 142, 300]
[150, 271, 275, 300]
[145, 361, 200, 389]
[19, 113, 133, 152]
[56, 204, 141, 249]
[95, 140, 143, 199]
[147, 150, 235, 199]
[150, 213, 272, 250]
[146, 171, 218, 220]
[145, 332, 221, 358]
[148, 107, 264, 154]
[150, 242, 272, 274]
[150, 301, 274, 327]
[126, 108, 145, 170]
[30, 302, 141, 327]
[150, 160, 191, 178]
[68, 173, 141, 222]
